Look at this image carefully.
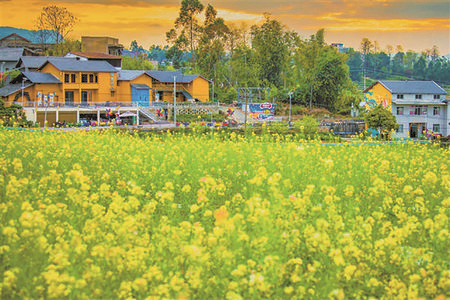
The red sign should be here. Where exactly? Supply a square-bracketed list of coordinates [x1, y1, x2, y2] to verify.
[260, 102, 272, 109]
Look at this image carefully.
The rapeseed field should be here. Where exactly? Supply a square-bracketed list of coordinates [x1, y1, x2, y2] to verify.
[0, 128, 448, 299]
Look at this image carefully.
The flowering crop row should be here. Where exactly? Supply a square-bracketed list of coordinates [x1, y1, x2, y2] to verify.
[0, 128, 448, 299]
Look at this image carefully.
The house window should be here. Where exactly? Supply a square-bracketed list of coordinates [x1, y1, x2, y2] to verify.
[71, 74, 76, 83]
[434, 95, 440, 100]
[412, 105, 427, 115]
[397, 125, 404, 133]
[396, 107, 404, 115]
[433, 124, 440, 132]
[397, 94, 404, 99]
[81, 91, 88, 105]
[415, 94, 422, 99]
[433, 107, 440, 115]
[81, 74, 88, 83]
[89, 74, 94, 83]
[65, 91, 74, 106]
[64, 74, 69, 83]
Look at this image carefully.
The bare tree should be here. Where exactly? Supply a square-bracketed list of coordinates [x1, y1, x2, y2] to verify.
[35, 6, 78, 44]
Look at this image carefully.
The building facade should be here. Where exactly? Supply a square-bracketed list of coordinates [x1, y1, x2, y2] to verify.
[364, 80, 449, 138]
[0, 58, 211, 126]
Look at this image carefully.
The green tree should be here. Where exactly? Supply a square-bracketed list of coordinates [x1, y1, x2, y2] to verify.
[166, 0, 204, 68]
[364, 104, 399, 139]
[250, 13, 291, 88]
[121, 56, 154, 70]
[294, 29, 350, 111]
[166, 46, 185, 69]
[45, 39, 82, 56]
[0, 99, 34, 127]
[35, 5, 78, 44]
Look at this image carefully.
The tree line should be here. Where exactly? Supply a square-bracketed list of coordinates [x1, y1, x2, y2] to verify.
[350, 39, 449, 87]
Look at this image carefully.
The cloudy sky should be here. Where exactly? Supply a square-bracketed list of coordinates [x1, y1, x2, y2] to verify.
[1, 0, 449, 54]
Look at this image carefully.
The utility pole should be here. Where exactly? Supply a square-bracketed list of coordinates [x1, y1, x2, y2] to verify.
[244, 89, 248, 133]
[21, 78, 25, 107]
[288, 91, 293, 126]
[173, 76, 177, 124]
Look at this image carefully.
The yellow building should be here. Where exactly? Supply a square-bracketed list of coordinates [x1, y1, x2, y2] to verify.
[0, 58, 211, 126]
[38, 59, 119, 106]
[146, 71, 211, 103]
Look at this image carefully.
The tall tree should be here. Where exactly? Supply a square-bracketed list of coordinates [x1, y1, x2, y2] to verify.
[250, 13, 290, 88]
[195, 4, 229, 91]
[35, 5, 78, 44]
[294, 29, 351, 111]
[167, 0, 204, 68]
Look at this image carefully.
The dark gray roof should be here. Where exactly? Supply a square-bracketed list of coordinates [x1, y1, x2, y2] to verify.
[17, 56, 76, 69]
[40, 59, 117, 72]
[146, 70, 182, 83]
[0, 47, 25, 61]
[145, 70, 210, 83]
[23, 71, 61, 84]
[0, 82, 33, 97]
[378, 80, 447, 94]
[181, 90, 193, 99]
[118, 70, 146, 81]
[131, 84, 150, 90]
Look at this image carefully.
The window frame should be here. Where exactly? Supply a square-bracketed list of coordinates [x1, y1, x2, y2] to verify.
[433, 107, 440, 115]
[432, 124, 440, 132]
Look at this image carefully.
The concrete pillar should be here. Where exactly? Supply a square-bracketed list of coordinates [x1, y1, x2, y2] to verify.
[136, 107, 140, 125]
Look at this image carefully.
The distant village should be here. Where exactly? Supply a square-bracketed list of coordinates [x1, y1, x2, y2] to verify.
[0, 26, 449, 139]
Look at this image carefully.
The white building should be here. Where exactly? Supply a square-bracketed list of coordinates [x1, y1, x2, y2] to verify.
[364, 80, 449, 138]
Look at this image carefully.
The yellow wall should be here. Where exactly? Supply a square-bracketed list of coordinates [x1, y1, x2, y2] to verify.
[116, 74, 153, 105]
[40, 62, 118, 105]
[364, 82, 392, 110]
[186, 77, 210, 102]
[82, 37, 119, 53]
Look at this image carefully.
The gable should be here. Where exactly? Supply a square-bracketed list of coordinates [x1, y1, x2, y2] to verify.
[364, 81, 392, 111]
[0, 33, 31, 43]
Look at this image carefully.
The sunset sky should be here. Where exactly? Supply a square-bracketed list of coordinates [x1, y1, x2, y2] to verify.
[1, 0, 449, 54]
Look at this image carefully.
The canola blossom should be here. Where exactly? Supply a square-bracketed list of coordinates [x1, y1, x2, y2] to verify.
[0, 128, 449, 299]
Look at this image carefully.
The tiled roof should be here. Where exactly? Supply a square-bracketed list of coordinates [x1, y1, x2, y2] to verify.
[0, 47, 25, 61]
[40, 60, 117, 72]
[17, 56, 75, 69]
[378, 80, 447, 94]
[118, 70, 146, 81]
[131, 84, 150, 90]
[23, 71, 61, 84]
[0, 82, 33, 97]
[68, 52, 122, 59]
[146, 70, 210, 83]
